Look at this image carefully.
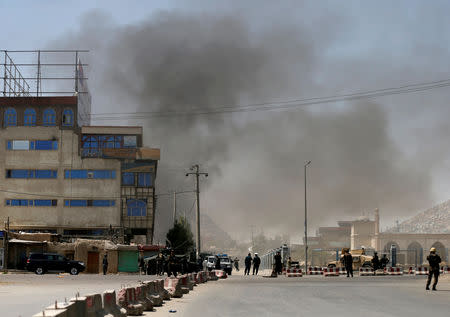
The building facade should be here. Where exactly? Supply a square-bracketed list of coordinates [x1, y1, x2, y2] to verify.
[0, 96, 159, 244]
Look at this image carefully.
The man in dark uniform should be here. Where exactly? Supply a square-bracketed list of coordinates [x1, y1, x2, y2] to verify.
[156, 252, 165, 276]
[343, 250, 353, 277]
[215, 255, 221, 270]
[102, 254, 108, 275]
[252, 253, 261, 275]
[167, 250, 177, 277]
[426, 247, 441, 291]
[371, 252, 380, 270]
[274, 251, 282, 275]
[380, 254, 389, 269]
[244, 253, 252, 275]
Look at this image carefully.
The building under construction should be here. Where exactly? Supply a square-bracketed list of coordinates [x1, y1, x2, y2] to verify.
[0, 50, 160, 245]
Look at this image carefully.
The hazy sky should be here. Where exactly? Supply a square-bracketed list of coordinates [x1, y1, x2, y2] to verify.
[2, 1, 450, 243]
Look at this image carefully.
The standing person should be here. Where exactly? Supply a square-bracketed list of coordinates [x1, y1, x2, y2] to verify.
[244, 253, 252, 275]
[215, 255, 221, 270]
[426, 247, 441, 291]
[343, 250, 353, 277]
[371, 252, 380, 270]
[234, 257, 239, 271]
[167, 250, 177, 277]
[252, 253, 261, 275]
[139, 255, 145, 275]
[274, 251, 282, 275]
[380, 254, 389, 269]
[287, 257, 292, 269]
[156, 252, 165, 276]
[102, 254, 108, 275]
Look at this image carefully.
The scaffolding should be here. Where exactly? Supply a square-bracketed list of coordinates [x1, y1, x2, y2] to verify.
[1, 50, 89, 97]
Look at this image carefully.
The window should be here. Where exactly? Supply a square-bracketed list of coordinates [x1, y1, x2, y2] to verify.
[64, 169, 116, 179]
[126, 199, 147, 216]
[6, 169, 57, 179]
[123, 136, 137, 148]
[24, 108, 36, 126]
[6, 140, 58, 150]
[81, 135, 99, 157]
[4, 108, 17, 127]
[122, 172, 135, 185]
[138, 173, 152, 187]
[62, 109, 74, 127]
[43, 108, 56, 126]
[64, 199, 115, 207]
[6, 199, 57, 207]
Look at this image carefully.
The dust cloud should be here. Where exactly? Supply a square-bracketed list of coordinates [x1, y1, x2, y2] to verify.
[47, 2, 450, 243]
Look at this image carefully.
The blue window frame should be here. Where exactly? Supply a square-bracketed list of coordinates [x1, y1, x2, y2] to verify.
[126, 199, 147, 216]
[24, 108, 36, 126]
[64, 199, 115, 207]
[4, 108, 17, 127]
[122, 172, 135, 185]
[43, 108, 56, 126]
[64, 169, 116, 179]
[62, 109, 74, 126]
[6, 199, 57, 206]
[6, 169, 57, 179]
[138, 173, 152, 187]
[6, 140, 57, 150]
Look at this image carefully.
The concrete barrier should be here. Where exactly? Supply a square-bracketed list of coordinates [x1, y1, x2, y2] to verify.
[285, 268, 302, 277]
[338, 267, 347, 275]
[213, 270, 227, 279]
[188, 273, 197, 287]
[177, 275, 190, 294]
[144, 280, 164, 306]
[164, 277, 184, 298]
[415, 266, 428, 275]
[323, 267, 340, 277]
[384, 267, 403, 275]
[69, 296, 88, 317]
[359, 267, 374, 276]
[208, 271, 219, 281]
[407, 266, 415, 274]
[135, 284, 154, 311]
[307, 266, 323, 275]
[117, 287, 144, 316]
[85, 293, 106, 317]
[156, 279, 171, 300]
[33, 309, 68, 317]
[442, 266, 450, 274]
[103, 290, 127, 317]
[45, 301, 78, 317]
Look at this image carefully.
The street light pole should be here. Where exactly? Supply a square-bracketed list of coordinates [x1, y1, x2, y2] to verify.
[304, 160, 311, 272]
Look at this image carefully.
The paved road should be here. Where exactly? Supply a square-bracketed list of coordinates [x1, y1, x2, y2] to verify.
[149, 274, 450, 317]
[0, 272, 157, 317]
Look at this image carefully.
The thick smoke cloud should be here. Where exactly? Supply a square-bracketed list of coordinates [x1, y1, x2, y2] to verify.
[47, 3, 450, 242]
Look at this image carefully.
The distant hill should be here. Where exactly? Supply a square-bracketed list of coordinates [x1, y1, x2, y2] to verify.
[388, 199, 450, 233]
[198, 214, 237, 251]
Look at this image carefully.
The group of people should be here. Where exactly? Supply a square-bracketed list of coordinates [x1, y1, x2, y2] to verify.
[244, 252, 261, 275]
[370, 252, 389, 270]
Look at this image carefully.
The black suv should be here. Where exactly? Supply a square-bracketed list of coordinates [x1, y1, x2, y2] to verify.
[26, 253, 85, 275]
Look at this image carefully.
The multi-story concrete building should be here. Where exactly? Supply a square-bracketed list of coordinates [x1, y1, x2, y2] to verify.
[0, 96, 159, 244]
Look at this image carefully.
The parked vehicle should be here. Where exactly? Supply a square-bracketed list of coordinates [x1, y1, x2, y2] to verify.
[206, 256, 216, 271]
[218, 255, 233, 275]
[327, 249, 373, 270]
[26, 253, 85, 275]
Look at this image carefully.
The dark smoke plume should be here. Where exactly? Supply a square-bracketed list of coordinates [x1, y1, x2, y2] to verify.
[47, 4, 450, 242]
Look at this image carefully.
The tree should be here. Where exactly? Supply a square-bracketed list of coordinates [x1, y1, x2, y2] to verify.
[166, 216, 195, 255]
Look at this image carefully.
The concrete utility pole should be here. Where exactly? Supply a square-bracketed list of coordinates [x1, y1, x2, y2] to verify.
[304, 161, 311, 272]
[173, 191, 177, 225]
[186, 164, 208, 259]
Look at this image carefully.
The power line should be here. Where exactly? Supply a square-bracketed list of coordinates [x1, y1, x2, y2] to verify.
[89, 78, 450, 120]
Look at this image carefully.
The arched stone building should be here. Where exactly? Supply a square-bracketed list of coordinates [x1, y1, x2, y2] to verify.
[351, 209, 450, 265]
